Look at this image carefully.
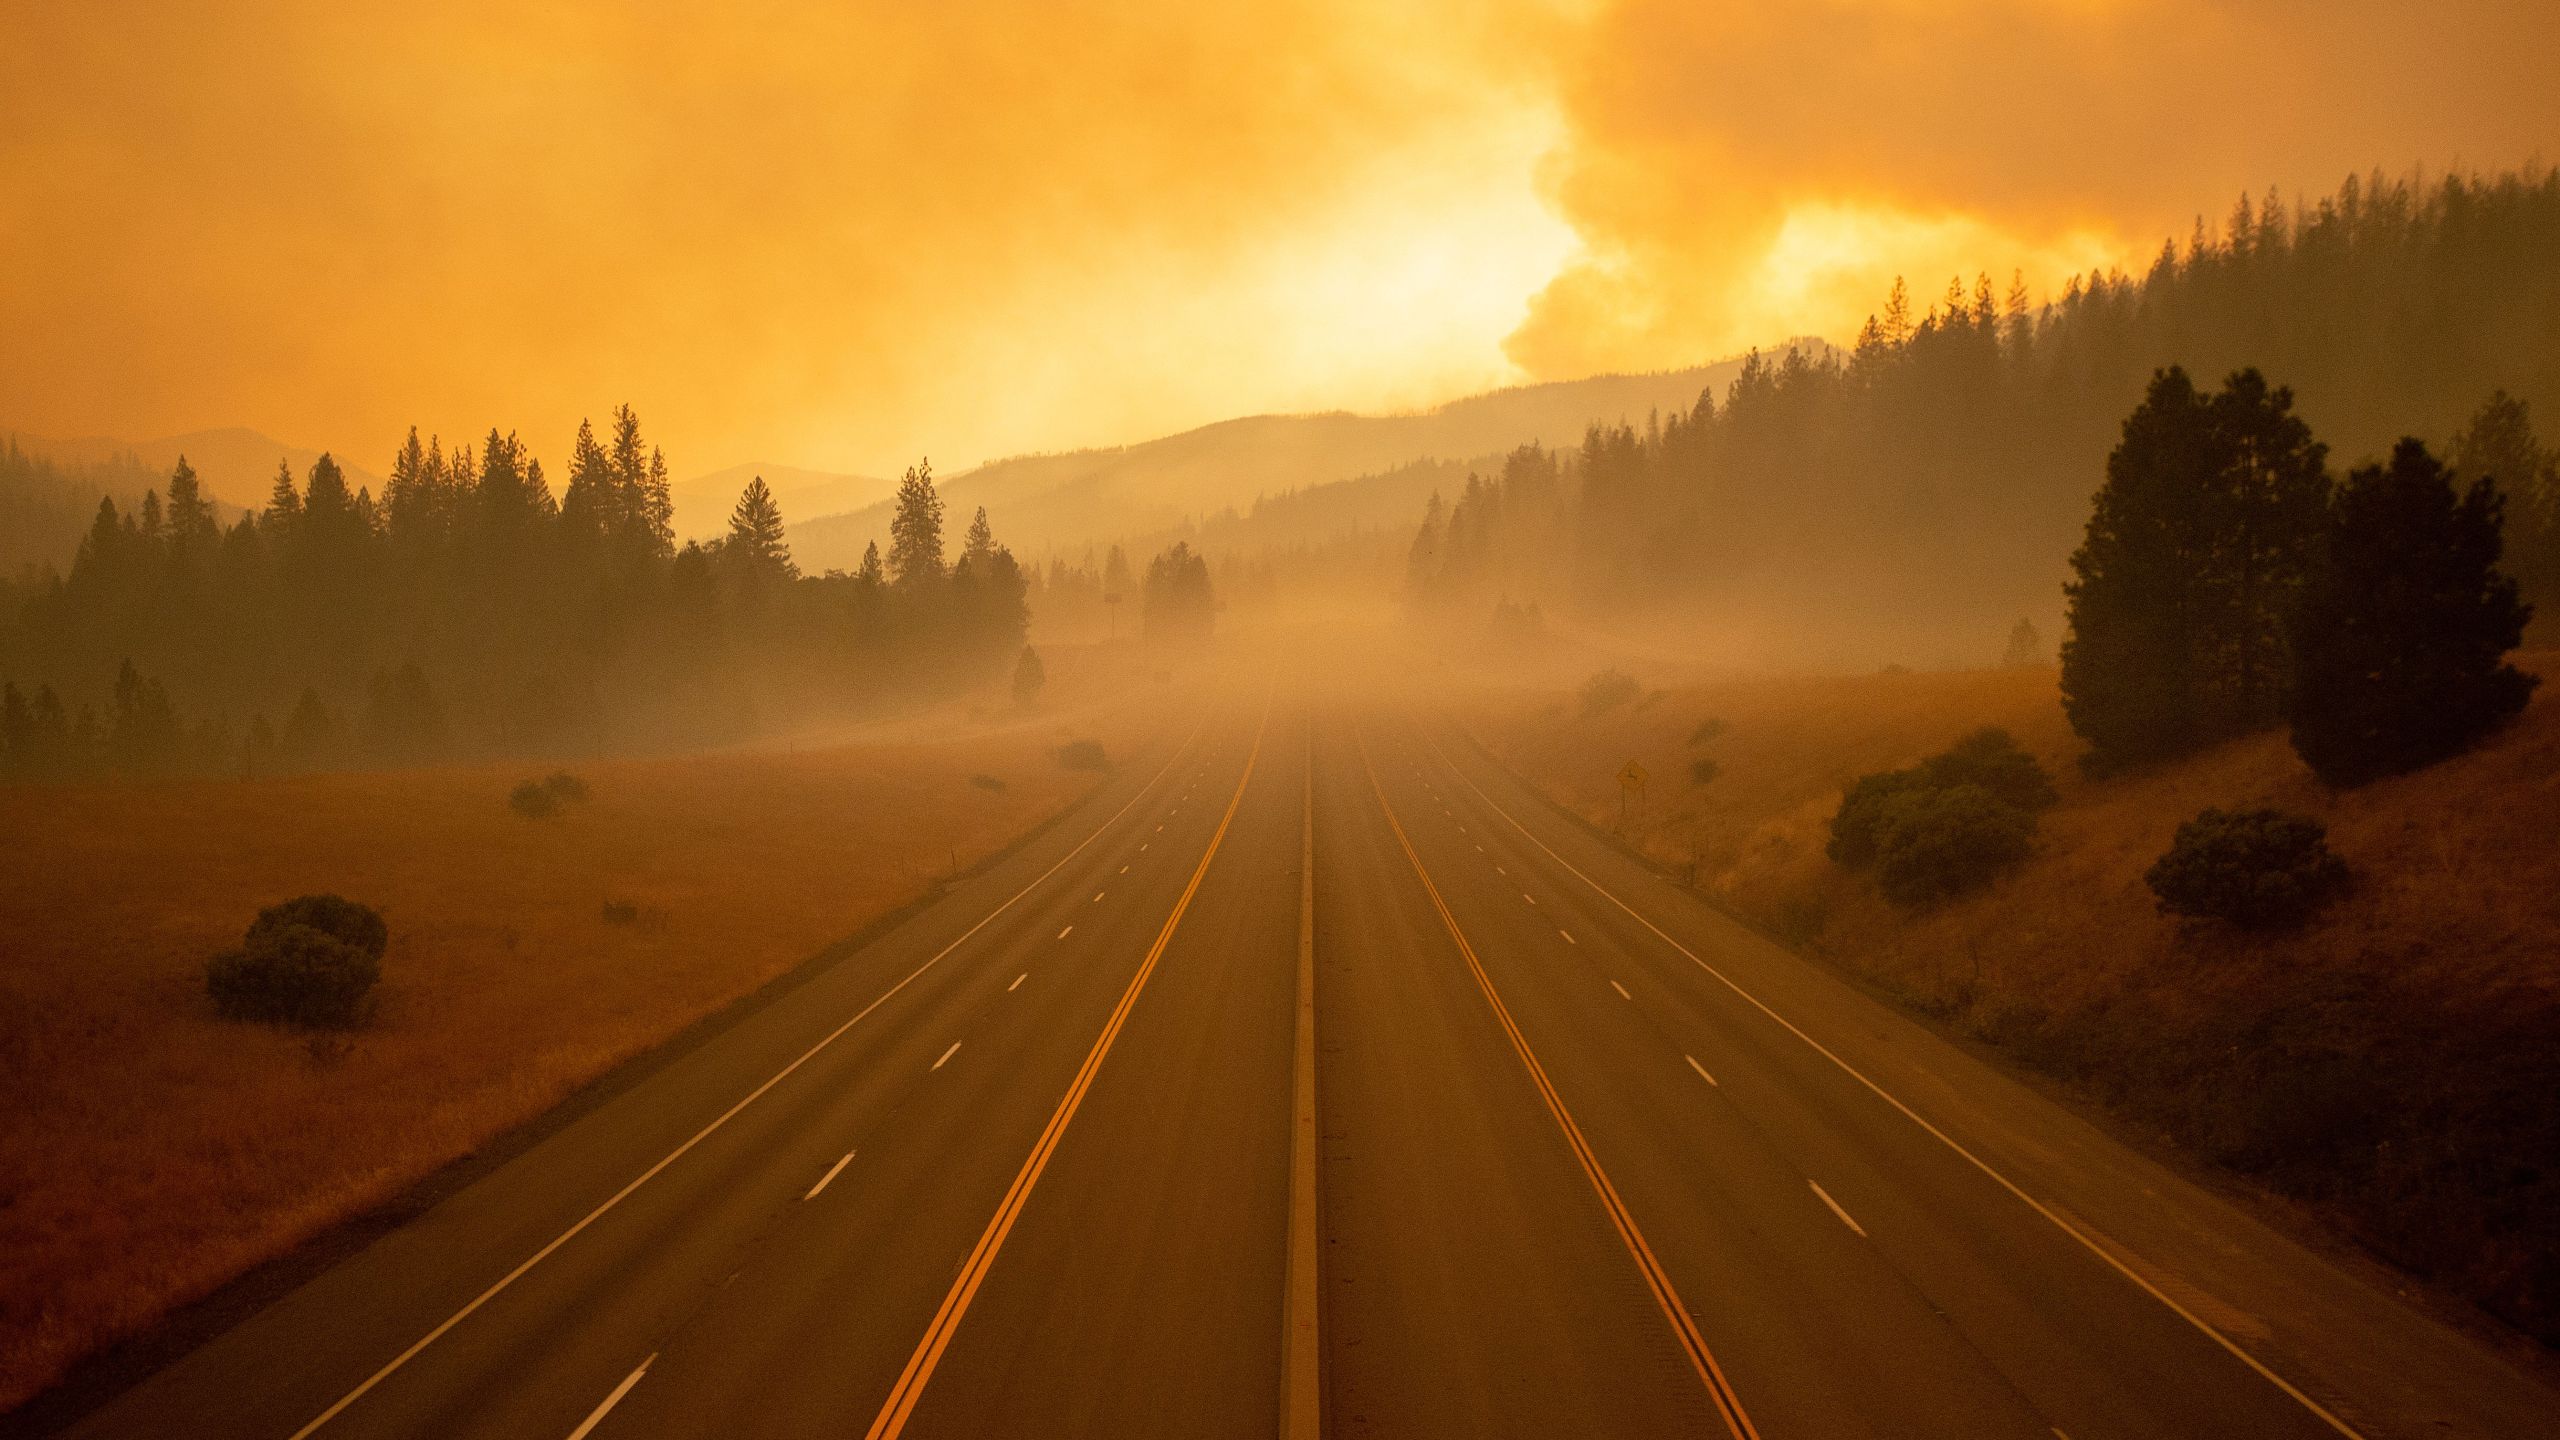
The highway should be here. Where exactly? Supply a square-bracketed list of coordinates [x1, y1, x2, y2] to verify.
[50, 690, 2560, 1439]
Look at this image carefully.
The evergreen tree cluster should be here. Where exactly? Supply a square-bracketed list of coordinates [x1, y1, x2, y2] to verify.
[1140, 542, 1217, 646]
[2064, 373, 2535, 784]
[1405, 168, 2560, 652]
[0, 418, 1031, 782]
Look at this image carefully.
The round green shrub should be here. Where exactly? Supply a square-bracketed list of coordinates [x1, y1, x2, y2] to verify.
[207, 922, 380, 1028]
[1826, 767, 1925, 867]
[1578, 668, 1641, 718]
[1873, 783, 2037, 906]
[2146, 807, 2350, 928]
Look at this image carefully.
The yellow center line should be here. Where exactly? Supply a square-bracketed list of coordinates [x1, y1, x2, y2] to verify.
[1356, 729, 1759, 1440]
[865, 701, 1271, 1440]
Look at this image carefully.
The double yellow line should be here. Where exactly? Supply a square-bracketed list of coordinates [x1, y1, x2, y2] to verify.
[1358, 731, 1761, 1440]
[865, 704, 1269, 1440]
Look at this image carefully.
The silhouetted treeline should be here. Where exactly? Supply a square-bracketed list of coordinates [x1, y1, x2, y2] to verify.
[1409, 167, 2560, 660]
[0, 417, 1029, 780]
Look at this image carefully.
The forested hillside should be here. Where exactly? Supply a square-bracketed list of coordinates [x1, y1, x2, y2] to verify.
[788, 348, 1826, 572]
[1408, 168, 2560, 666]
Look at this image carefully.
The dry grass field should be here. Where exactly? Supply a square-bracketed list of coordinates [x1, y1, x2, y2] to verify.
[0, 688, 1159, 1412]
[1465, 654, 2560, 1344]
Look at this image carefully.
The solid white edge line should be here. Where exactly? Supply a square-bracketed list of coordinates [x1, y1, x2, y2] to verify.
[805, 1151, 855, 1200]
[278, 713, 1213, 1440]
[933, 1041, 962, 1071]
[564, 1354, 655, 1440]
[1687, 1055, 1719, 1086]
[1809, 1179, 1869, 1238]
[1416, 714, 2373, 1440]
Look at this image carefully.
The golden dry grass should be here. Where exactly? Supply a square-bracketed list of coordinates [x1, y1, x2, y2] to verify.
[1466, 655, 2560, 1339]
[1466, 657, 2560, 1013]
[0, 694, 1154, 1411]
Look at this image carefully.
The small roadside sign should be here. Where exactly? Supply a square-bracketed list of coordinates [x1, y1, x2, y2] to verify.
[1617, 759, 1647, 830]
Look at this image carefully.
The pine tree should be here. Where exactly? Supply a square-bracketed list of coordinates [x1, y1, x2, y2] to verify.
[2288, 439, 2537, 785]
[2002, 617, 2044, 668]
[2197, 369, 2331, 733]
[387, 427, 433, 546]
[1012, 645, 1046, 708]
[856, 540, 885, 588]
[888, 459, 945, 589]
[2062, 367, 2227, 769]
[2450, 390, 2558, 616]
[165, 455, 218, 554]
[1880, 276, 1913, 346]
[725, 476, 797, 582]
[2062, 367, 2329, 770]
[263, 459, 303, 533]
[962, 506, 996, 567]
[642, 446, 675, 557]
[561, 418, 614, 538]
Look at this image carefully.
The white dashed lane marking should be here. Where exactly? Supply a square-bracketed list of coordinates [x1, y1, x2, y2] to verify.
[1809, 1180, 1867, 1237]
[804, 1152, 854, 1200]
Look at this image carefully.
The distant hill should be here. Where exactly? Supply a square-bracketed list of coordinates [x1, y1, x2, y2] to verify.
[2, 426, 383, 512]
[788, 343, 1832, 570]
[673, 462, 891, 544]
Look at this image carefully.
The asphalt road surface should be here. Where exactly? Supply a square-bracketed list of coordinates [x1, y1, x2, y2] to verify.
[47, 693, 2560, 1439]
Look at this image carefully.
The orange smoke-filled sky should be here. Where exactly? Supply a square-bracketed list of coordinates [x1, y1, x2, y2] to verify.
[2, 1, 2553, 479]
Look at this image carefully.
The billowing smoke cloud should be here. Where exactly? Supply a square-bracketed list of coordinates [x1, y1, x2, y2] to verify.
[4, 2, 2554, 483]
[1509, 0, 2560, 377]
[0, 1, 1569, 481]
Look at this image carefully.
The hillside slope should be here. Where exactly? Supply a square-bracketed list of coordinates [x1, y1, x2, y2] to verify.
[1464, 655, 2560, 1347]
[3, 428, 383, 513]
[789, 344, 1829, 568]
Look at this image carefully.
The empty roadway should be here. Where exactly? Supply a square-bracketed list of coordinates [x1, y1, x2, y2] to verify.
[44, 687, 2560, 1439]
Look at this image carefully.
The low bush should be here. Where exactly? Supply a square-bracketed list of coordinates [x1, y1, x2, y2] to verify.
[245, 892, 389, 962]
[970, 773, 1007, 792]
[1687, 717, 1728, 747]
[1578, 668, 1641, 718]
[1826, 768, 1928, 867]
[1055, 739, 1109, 772]
[207, 896, 386, 1029]
[509, 772, 591, 819]
[2145, 807, 2351, 928]
[1829, 729, 2056, 902]
[1871, 783, 2038, 906]
[600, 900, 639, 925]
[1915, 728, 2058, 812]
[1688, 757, 1720, 786]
